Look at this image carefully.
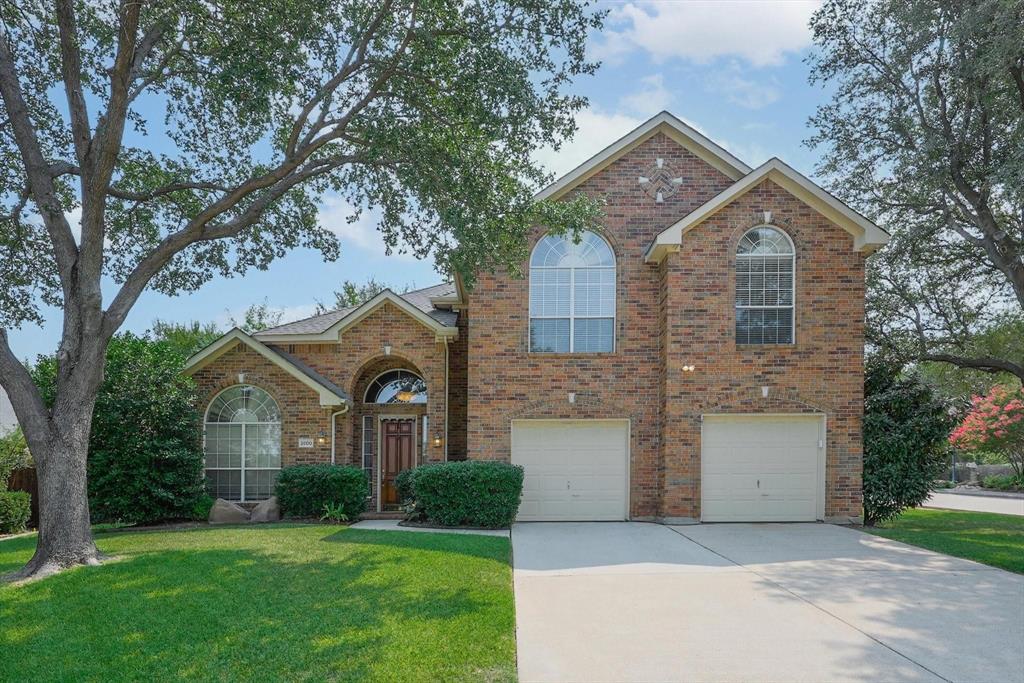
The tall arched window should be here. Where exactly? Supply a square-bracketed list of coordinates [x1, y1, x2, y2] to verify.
[204, 385, 282, 501]
[529, 230, 616, 352]
[735, 226, 795, 344]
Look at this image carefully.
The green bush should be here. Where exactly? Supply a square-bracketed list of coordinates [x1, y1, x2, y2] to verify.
[981, 474, 1024, 491]
[0, 427, 32, 491]
[863, 359, 955, 526]
[32, 333, 206, 525]
[0, 491, 31, 534]
[403, 461, 523, 528]
[275, 465, 368, 519]
[191, 494, 215, 520]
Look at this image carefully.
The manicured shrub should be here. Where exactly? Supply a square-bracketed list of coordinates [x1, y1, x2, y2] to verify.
[0, 491, 31, 534]
[275, 465, 368, 519]
[863, 359, 955, 526]
[404, 461, 523, 528]
[31, 333, 206, 525]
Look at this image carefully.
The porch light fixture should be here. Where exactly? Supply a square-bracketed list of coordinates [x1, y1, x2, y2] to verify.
[432, 436, 442, 447]
[316, 430, 328, 446]
[383, 344, 392, 356]
[237, 372, 246, 384]
[682, 365, 695, 372]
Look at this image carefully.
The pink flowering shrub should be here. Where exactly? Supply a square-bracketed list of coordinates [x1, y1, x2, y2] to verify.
[949, 385, 1024, 477]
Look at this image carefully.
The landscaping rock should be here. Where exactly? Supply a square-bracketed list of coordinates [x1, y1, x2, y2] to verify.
[250, 496, 280, 523]
[209, 498, 250, 524]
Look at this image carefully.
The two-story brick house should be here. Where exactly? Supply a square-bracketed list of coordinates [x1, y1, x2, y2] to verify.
[185, 112, 888, 524]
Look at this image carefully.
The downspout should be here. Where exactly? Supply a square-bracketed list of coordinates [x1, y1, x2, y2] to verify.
[444, 336, 450, 462]
[329, 403, 350, 465]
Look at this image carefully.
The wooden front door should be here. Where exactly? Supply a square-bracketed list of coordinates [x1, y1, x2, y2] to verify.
[381, 418, 416, 509]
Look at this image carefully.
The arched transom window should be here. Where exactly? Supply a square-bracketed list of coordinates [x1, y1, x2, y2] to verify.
[204, 385, 281, 501]
[735, 226, 795, 344]
[365, 369, 427, 404]
[529, 230, 616, 352]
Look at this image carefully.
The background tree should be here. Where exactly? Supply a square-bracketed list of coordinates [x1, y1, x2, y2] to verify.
[0, 0, 603, 579]
[32, 334, 207, 526]
[227, 299, 285, 334]
[150, 319, 221, 357]
[315, 277, 412, 313]
[807, 0, 1024, 381]
[863, 358, 955, 526]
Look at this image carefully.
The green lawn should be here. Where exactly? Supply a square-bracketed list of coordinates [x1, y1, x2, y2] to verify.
[0, 524, 515, 682]
[866, 508, 1024, 574]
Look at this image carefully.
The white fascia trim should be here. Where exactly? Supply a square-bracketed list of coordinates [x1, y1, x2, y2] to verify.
[645, 158, 890, 263]
[535, 111, 752, 202]
[254, 290, 459, 343]
[182, 328, 349, 408]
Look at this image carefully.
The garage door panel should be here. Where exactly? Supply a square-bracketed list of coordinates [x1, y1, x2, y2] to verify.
[513, 420, 628, 522]
[702, 416, 823, 522]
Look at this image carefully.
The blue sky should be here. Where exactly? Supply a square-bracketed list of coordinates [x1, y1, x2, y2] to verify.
[8, 0, 827, 362]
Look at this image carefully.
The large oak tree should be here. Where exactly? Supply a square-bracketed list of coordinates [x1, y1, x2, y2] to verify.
[0, 0, 602, 579]
[807, 0, 1024, 381]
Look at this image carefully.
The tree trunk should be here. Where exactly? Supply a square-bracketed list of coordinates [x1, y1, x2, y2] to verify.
[8, 419, 102, 581]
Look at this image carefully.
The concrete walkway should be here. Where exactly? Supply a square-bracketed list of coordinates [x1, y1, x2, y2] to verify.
[923, 490, 1024, 516]
[512, 522, 1024, 683]
[350, 519, 509, 537]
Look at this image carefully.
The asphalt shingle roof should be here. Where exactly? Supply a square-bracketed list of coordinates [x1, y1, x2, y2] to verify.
[255, 282, 458, 337]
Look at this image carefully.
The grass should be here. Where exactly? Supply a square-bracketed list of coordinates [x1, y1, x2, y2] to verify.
[0, 524, 515, 682]
[866, 508, 1024, 574]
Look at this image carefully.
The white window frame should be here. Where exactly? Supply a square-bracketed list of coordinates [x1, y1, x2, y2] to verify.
[203, 384, 282, 502]
[735, 225, 796, 345]
[529, 231, 617, 353]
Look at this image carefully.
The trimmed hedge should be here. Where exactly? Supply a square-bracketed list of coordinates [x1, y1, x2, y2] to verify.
[275, 465, 368, 520]
[403, 461, 523, 528]
[0, 491, 31, 534]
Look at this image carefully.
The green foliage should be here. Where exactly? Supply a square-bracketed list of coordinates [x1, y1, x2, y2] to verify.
[31, 334, 206, 525]
[151, 319, 223, 357]
[191, 494, 215, 521]
[320, 503, 350, 524]
[0, 427, 32, 491]
[275, 465, 368, 520]
[228, 299, 285, 333]
[981, 474, 1024, 491]
[0, 491, 31, 534]
[402, 461, 524, 528]
[863, 358, 956, 525]
[808, 1, 1024, 382]
[0, 0, 606, 328]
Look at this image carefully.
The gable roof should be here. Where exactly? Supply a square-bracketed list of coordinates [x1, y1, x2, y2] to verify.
[182, 328, 351, 407]
[535, 111, 752, 202]
[645, 158, 890, 263]
[253, 285, 458, 342]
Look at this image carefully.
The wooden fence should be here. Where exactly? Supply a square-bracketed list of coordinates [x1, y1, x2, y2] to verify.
[6, 468, 38, 529]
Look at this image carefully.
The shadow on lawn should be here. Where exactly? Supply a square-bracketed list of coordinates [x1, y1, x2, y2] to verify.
[0, 529, 509, 681]
[323, 527, 512, 562]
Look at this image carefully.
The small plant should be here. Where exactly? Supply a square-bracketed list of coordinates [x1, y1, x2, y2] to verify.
[320, 503, 349, 523]
[191, 494, 215, 521]
[932, 480, 955, 489]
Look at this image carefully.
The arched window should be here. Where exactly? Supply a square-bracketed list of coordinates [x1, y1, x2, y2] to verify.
[735, 226, 795, 344]
[529, 230, 616, 352]
[364, 369, 427, 404]
[204, 385, 281, 501]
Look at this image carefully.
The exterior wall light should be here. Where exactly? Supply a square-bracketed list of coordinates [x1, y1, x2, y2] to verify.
[682, 365, 695, 372]
[762, 386, 770, 398]
[237, 372, 246, 384]
[432, 436, 442, 447]
[383, 344, 392, 356]
[316, 430, 328, 446]
[568, 392, 576, 404]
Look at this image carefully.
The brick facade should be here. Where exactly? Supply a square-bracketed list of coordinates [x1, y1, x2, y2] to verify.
[191, 125, 869, 523]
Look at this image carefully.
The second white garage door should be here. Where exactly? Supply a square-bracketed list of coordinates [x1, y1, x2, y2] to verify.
[511, 420, 629, 521]
[702, 414, 825, 522]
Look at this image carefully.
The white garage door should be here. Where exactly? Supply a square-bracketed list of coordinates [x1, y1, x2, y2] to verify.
[512, 420, 629, 521]
[702, 414, 824, 522]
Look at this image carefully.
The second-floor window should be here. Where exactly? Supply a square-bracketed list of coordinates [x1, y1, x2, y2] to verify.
[735, 226, 795, 344]
[529, 230, 616, 353]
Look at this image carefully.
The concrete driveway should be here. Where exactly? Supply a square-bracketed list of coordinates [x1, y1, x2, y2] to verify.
[512, 522, 1024, 683]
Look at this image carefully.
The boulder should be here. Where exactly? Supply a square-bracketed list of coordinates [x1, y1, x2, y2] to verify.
[250, 496, 281, 523]
[209, 498, 250, 524]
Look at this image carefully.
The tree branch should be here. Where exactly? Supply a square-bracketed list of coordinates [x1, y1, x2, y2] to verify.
[920, 352, 1024, 381]
[54, 0, 91, 169]
[0, 329, 51, 441]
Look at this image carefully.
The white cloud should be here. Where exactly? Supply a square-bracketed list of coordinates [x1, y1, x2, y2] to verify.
[707, 65, 781, 109]
[533, 108, 644, 179]
[618, 74, 674, 116]
[594, 1, 819, 67]
[317, 195, 419, 262]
